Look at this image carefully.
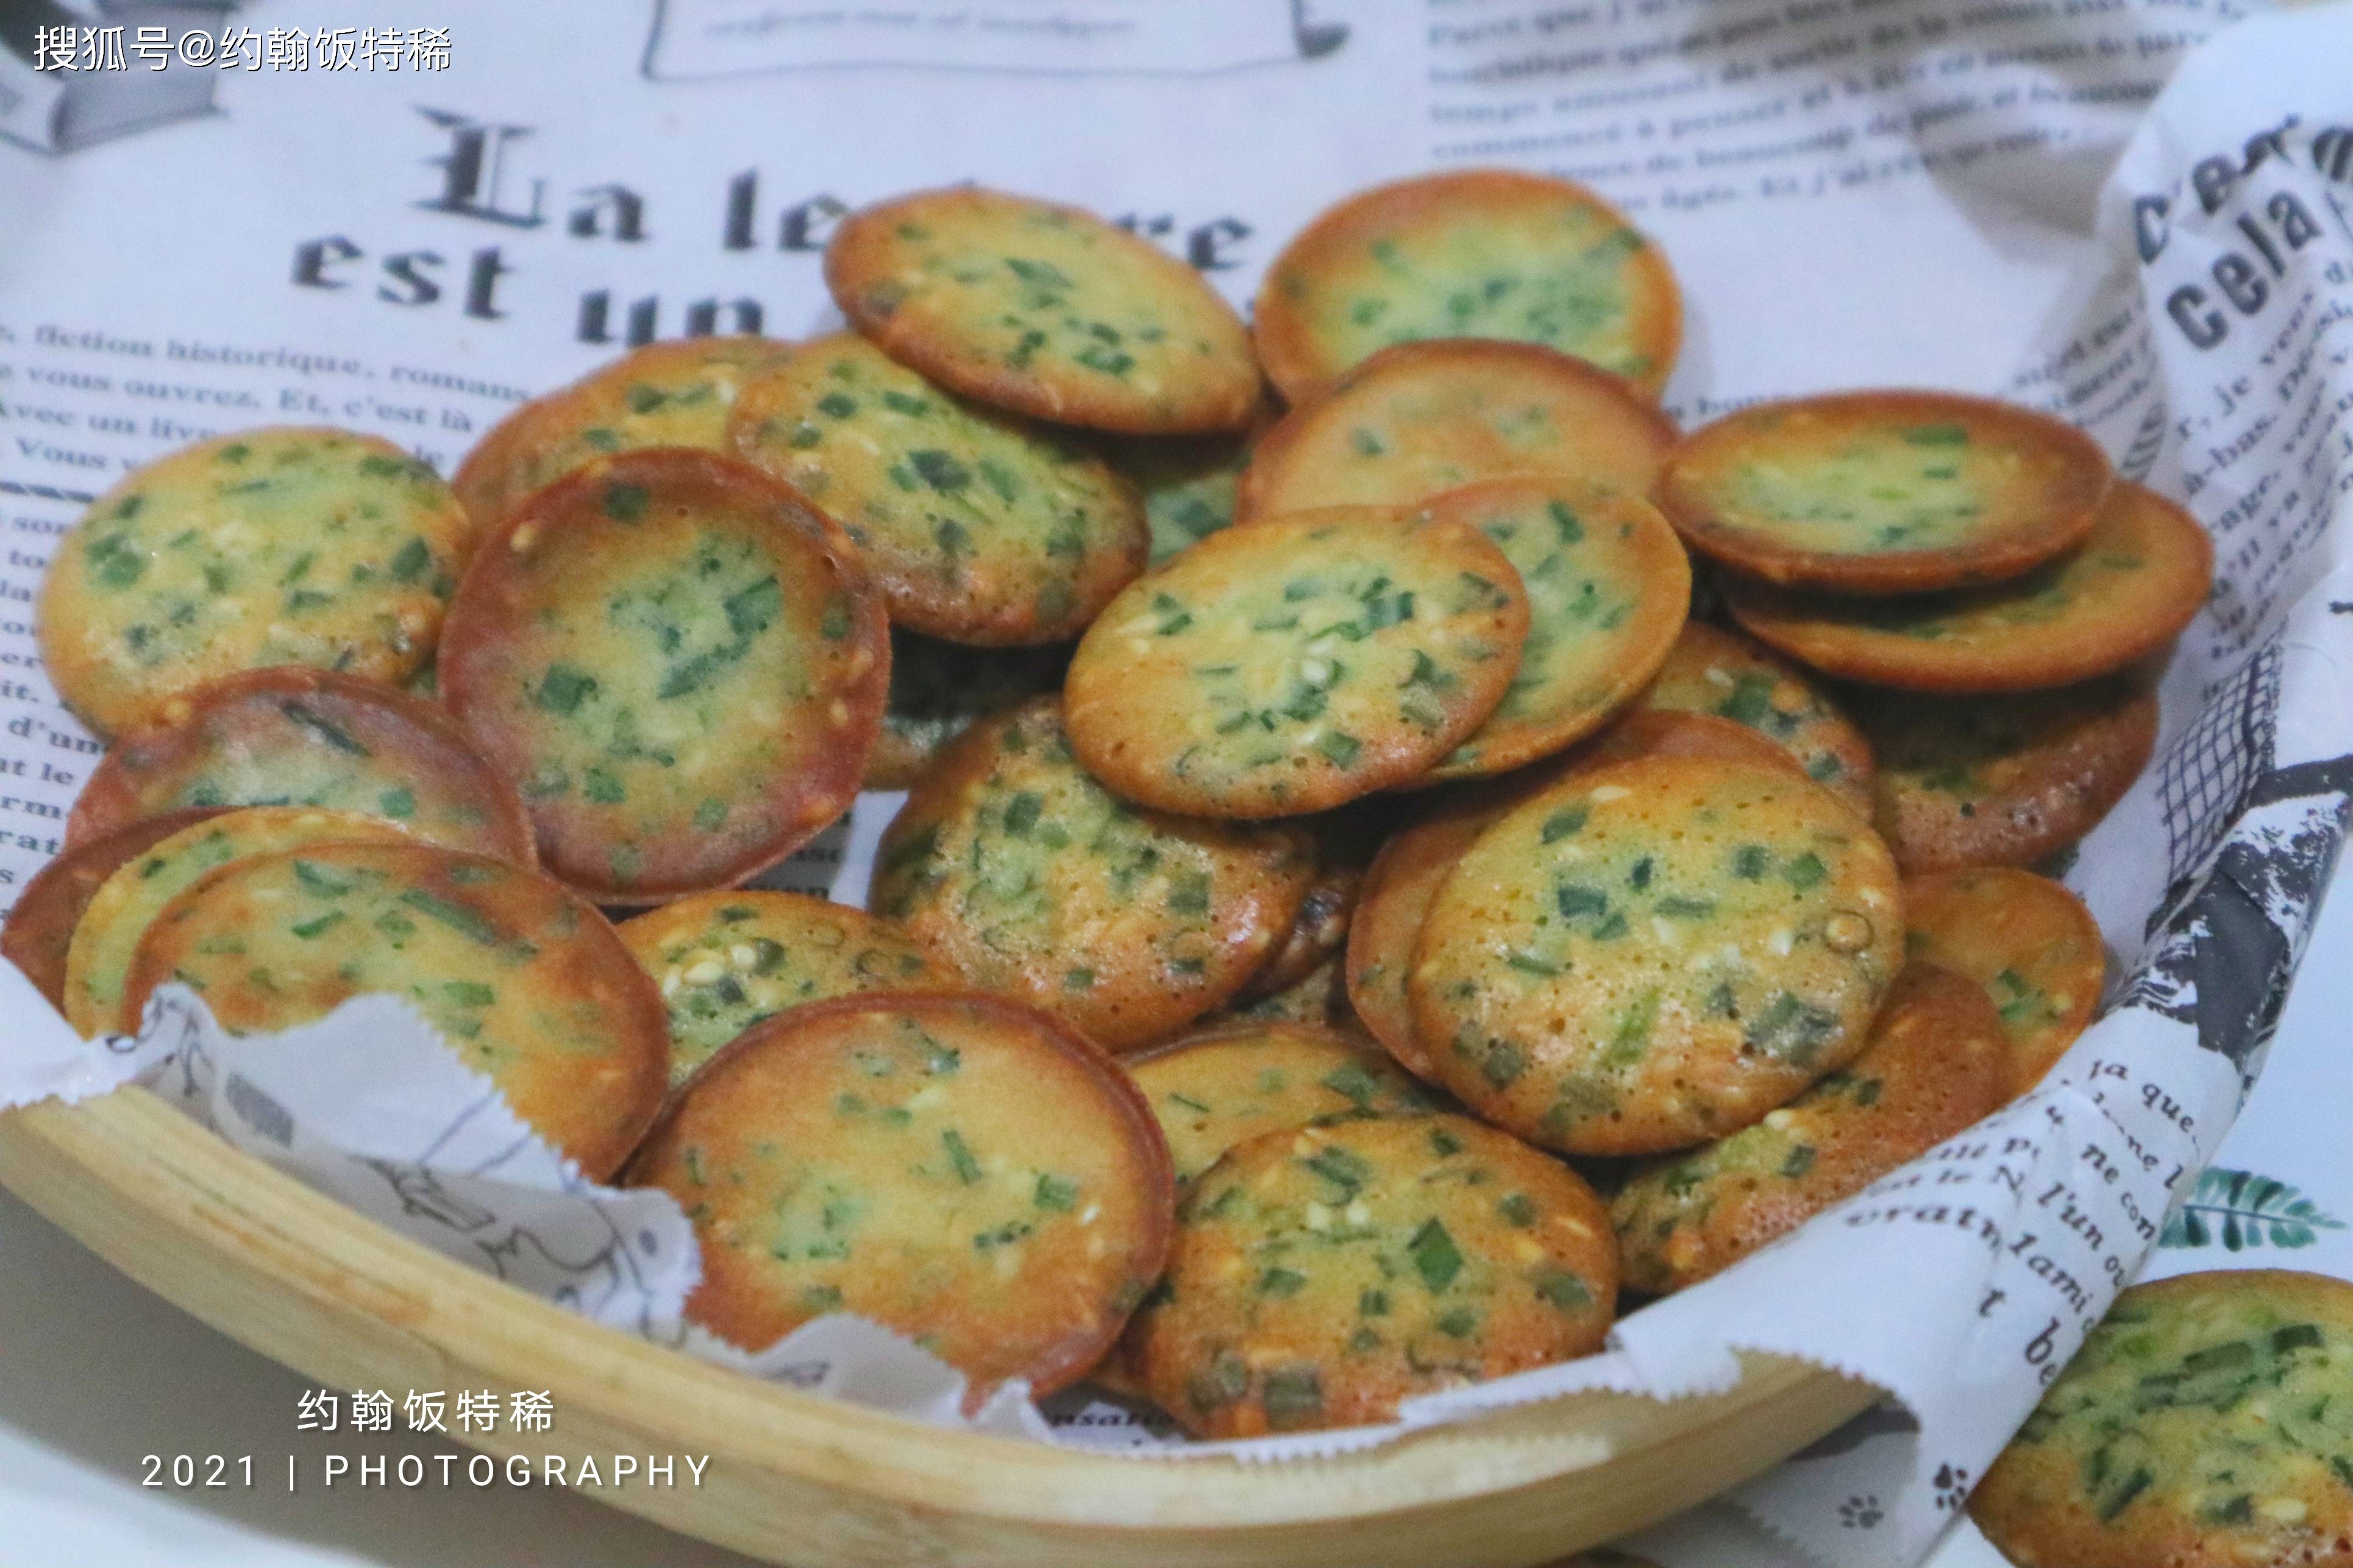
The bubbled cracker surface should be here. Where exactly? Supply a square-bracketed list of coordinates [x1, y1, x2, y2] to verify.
[1064, 509, 1528, 816]
[730, 333, 1145, 643]
[1410, 757, 1903, 1155]
[869, 698, 1314, 1052]
[1133, 1116, 1615, 1438]
[41, 429, 468, 735]
[636, 996, 1169, 1396]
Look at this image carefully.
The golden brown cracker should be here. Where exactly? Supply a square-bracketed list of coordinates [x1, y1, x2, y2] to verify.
[67, 667, 535, 865]
[64, 805, 415, 1037]
[440, 449, 889, 902]
[1254, 168, 1681, 402]
[868, 698, 1316, 1053]
[1610, 964, 2009, 1292]
[2, 809, 223, 1010]
[452, 336, 796, 536]
[1236, 339, 1676, 523]
[1063, 507, 1529, 817]
[1130, 1116, 1616, 1437]
[126, 840, 668, 1178]
[1856, 675, 2158, 874]
[825, 186, 1258, 435]
[1726, 481, 2212, 692]
[1411, 477, 1690, 781]
[1657, 391, 2113, 592]
[729, 332, 1147, 644]
[40, 428, 469, 736]
[628, 991, 1174, 1403]
[616, 890, 953, 1087]
[1637, 622, 1875, 815]
[1127, 1020, 1439, 1185]
[1409, 757, 1906, 1156]
[1972, 1269, 2353, 1568]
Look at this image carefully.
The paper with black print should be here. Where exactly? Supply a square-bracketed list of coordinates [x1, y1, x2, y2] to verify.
[3, 3, 2353, 1566]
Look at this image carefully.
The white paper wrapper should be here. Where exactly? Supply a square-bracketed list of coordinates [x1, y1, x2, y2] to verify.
[3, 4, 2352, 1564]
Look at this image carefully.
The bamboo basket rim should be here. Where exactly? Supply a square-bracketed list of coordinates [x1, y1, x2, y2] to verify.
[0, 1079, 1879, 1554]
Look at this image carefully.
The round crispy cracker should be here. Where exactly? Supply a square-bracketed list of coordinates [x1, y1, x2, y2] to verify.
[1130, 1115, 1616, 1438]
[1348, 711, 1809, 1082]
[67, 667, 535, 865]
[1235, 339, 1676, 523]
[440, 449, 889, 903]
[1637, 621, 1874, 815]
[868, 698, 1316, 1053]
[126, 840, 667, 1179]
[1410, 477, 1690, 781]
[864, 628, 1070, 792]
[1610, 963, 2009, 1293]
[1972, 1269, 2353, 1568]
[1254, 168, 1681, 403]
[730, 332, 1147, 644]
[1727, 481, 2213, 692]
[2, 809, 224, 1010]
[1064, 507, 1529, 817]
[63, 805, 415, 1037]
[825, 186, 1258, 436]
[452, 336, 797, 538]
[1126, 1020, 1440, 1185]
[616, 890, 955, 1087]
[627, 990, 1175, 1403]
[1409, 756, 1905, 1156]
[1904, 867, 2106, 1098]
[1657, 391, 2114, 592]
[39, 428, 469, 736]
[1854, 675, 2157, 874]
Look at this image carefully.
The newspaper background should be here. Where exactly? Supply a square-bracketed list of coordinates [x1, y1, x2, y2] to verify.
[2, 2, 2351, 1566]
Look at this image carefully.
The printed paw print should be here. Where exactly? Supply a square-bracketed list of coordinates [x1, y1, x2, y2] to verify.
[1934, 1463, 1971, 1511]
[1839, 1494, 1884, 1529]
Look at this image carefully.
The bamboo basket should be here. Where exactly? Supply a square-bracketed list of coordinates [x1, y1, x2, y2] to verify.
[0, 1084, 1876, 1567]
